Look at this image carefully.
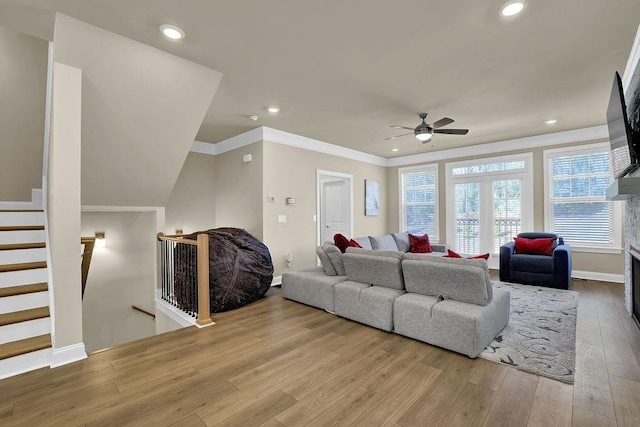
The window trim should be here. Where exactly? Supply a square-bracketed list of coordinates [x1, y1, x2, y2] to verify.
[543, 142, 623, 254]
[398, 163, 439, 242]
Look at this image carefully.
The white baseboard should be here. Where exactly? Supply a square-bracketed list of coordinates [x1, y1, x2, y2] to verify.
[572, 270, 625, 284]
[0, 347, 51, 380]
[271, 275, 282, 286]
[50, 343, 87, 368]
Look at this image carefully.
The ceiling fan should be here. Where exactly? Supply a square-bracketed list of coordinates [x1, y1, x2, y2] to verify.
[386, 113, 469, 142]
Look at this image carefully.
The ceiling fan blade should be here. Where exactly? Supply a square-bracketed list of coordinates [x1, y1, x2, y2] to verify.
[385, 132, 413, 140]
[389, 125, 415, 130]
[434, 128, 469, 135]
[430, 117, 454, 129]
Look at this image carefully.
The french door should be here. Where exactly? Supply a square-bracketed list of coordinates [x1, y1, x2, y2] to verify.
[446, 155, 533, 268]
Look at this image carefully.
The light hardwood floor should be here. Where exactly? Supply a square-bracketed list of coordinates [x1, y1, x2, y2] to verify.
[1, 275, 639, 426]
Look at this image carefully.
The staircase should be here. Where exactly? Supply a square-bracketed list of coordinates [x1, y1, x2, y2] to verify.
[0, 209, 52, 379]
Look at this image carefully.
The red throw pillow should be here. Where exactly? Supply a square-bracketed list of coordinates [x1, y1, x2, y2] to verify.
[409, 234, 432, 253]
[445, 249, 463, 258]
[349, 239, 363, 248]
[514, 237, 555, 255]
[444, 249, 490, 260]
[333, 234, 350, 253]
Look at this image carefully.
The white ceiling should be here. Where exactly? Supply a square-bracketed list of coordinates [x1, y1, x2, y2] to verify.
[2, 0, 640, 158]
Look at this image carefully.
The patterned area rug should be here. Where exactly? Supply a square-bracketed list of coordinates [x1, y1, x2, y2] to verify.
[480, 281, 578, 383]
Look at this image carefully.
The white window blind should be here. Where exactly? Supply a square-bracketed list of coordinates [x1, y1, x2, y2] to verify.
[400, 166, 438, 238]
[546, 149, 614, 246]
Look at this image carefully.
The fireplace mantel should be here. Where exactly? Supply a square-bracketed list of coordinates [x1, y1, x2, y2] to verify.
[607, 176, 640, 200]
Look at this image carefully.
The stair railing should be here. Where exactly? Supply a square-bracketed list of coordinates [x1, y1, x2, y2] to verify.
[157, 232, 212, 327]
[80, 237, 95, 298]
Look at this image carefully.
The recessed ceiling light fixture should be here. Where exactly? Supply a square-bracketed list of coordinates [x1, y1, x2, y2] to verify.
[545, 119, 558, 125]
[500, 1, 525, 17]
[160, 24, 185, 40]
[267, 106, 280, 113]
[392, 148, 399, 152]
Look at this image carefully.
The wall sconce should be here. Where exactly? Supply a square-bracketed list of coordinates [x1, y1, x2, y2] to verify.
[95, 232, 106, 248]
[175, 229, 183, 235]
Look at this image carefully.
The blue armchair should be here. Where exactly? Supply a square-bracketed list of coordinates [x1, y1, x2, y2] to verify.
[499, 232, 572, 289]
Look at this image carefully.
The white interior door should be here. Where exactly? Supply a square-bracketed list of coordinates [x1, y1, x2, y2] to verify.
[317, 171, 353, 246]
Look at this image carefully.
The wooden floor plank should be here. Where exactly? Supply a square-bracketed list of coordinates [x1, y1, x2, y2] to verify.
[609, 374, 640, 427]
[527, 377, 573, 427]
[483, 373, 537, 427]
[601, 326, 640, 382]
[304, 386, 383, 427]
[469, 357, 510, 392]
[438, 382, 497, 426]
[572, 407, 616, 427]
[572, 342, 615, 418]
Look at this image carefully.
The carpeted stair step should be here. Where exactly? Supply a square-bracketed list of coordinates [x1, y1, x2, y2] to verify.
[0, 334, 51, 361]
[0, 307, 50, 328]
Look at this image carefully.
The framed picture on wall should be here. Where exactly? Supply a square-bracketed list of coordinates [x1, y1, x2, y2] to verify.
[365, 179, 379, 216]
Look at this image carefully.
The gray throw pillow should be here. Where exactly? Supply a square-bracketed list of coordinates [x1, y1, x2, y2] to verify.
[392, 232, 411, 252]
[317, 245, 337, 276]
[323, 242, 346, 276]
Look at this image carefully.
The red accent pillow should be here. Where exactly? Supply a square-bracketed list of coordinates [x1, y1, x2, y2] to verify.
[514, 237, 555, 255]
[409, 234, 432, 253]
[349, 239, 363, 248]
[444, 249, 490, 260]
[333, 234, 350, 253]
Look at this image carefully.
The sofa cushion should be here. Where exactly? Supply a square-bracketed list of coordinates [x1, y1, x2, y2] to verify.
[392, 232, 411, 252]
[514, 237, 555, 255]
[510, 253, 554, 274]
[324, 242, 346, 276]
[333, 233, 350, 253]
[351, 236, 372, 250]
[281, 267, 348, 312]
[403, 253, 493, 302]
[409, 233, 432, 253]
[402, 255, 492, 305]
[335, 281, 405, 331]
[316, 244, 337, 276]
[343, 249, 404, 290]
[370, 234, 399, 251]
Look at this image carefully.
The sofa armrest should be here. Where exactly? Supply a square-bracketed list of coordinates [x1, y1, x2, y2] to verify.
[499, 242, 515, 282]
[431, 243, 449, 253]
[552, 244, 572, 289]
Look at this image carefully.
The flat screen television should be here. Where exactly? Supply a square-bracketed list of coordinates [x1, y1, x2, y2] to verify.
[607, 71, 639, 179]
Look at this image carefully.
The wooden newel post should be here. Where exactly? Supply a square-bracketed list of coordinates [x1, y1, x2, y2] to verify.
[196, 233, 213, 326]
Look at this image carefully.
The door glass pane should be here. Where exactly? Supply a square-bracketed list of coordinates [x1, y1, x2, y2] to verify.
[493, 179, 521, 253]
[455, 182, 480, 253]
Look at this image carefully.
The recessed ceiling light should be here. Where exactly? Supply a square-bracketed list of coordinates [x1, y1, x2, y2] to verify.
[160, 24, 185, 40]
[267, 106, 280, 113]
[248, 115, 259, 121]
[545, 119, 558, 125]
[392, 148, 399, 152]
[500, 1, 525, 17]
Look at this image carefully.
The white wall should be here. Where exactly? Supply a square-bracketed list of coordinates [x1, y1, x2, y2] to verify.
[0, 25, 47, 201]
[81, 211, 156, 353]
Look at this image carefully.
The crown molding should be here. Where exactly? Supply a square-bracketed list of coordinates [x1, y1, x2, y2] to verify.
[622, 24, 640, 92]
[385, 125, 609, 167]
[191, 125, 609, 168]
[262, 127, 388, 167]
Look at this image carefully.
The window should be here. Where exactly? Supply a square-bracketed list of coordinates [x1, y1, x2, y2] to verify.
[544, 143, 621, 251]
[399, 165, 438, 240]
[445, 153, 533, 266]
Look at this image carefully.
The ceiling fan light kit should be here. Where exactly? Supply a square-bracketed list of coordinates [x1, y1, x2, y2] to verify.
[387, 112, 469, 143]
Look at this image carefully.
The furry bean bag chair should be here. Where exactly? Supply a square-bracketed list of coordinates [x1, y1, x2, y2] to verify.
[174, 227, 273, 313]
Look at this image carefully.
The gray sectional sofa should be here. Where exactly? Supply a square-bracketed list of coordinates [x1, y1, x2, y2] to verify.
[281, 233, 510, 358]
